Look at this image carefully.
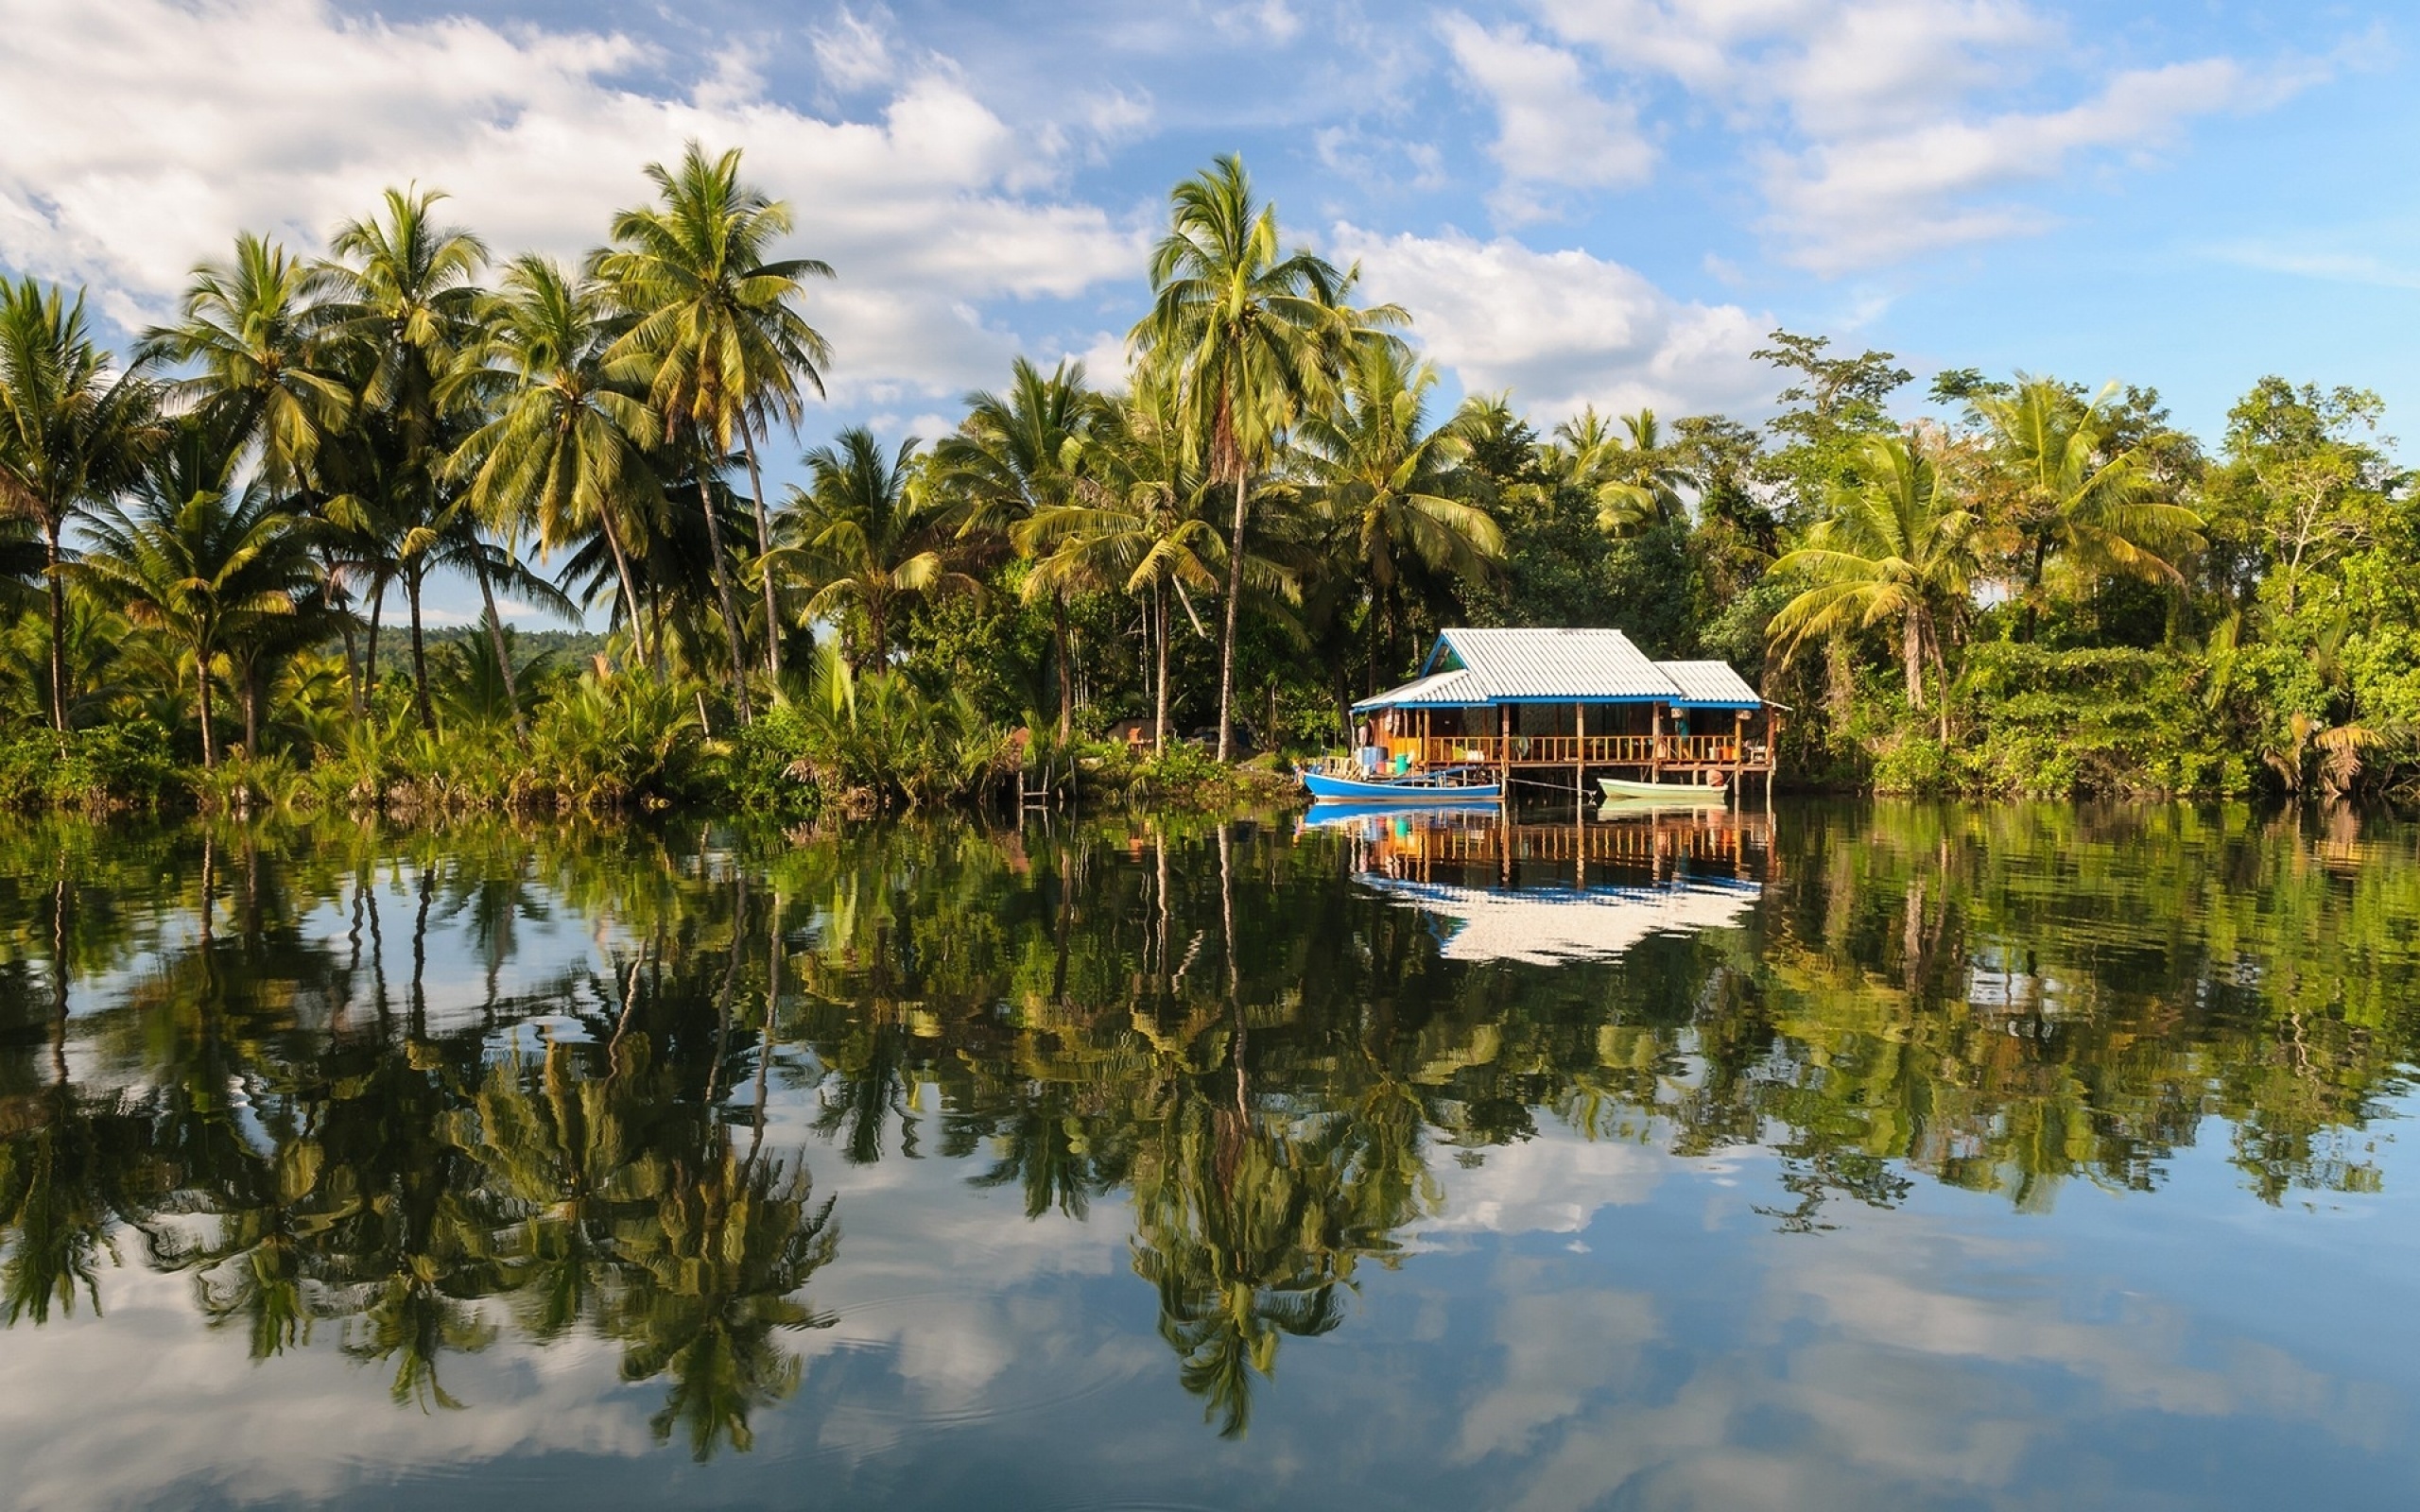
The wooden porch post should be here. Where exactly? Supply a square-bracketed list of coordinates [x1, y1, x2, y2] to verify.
[1498, 703, 1512, 798]
[1651, 702, 1664, 783]
[1733, 708, 1746, 795]
[1574, 700, 1585, 799]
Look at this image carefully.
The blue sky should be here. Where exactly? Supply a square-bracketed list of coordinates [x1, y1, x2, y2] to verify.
[0, 0, 2410, 619]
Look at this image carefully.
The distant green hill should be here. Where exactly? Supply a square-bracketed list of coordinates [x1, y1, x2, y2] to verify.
[360, 625, 611, 678]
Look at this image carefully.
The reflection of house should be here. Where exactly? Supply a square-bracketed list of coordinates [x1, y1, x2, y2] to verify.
[1361, 875, 1759, 965]
[1352, 627, 1776, 791]
[1309, 806, 1768, 966]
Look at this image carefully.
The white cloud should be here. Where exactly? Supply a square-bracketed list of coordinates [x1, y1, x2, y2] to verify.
[0, 0, 1143, 404]
[811, 5, 900, 92]
[1762, 58, 2261, 272]
[1440, 13, 1654, 222]
[1524, 0, 2324, 271]
[1333, 224, 1773, 420]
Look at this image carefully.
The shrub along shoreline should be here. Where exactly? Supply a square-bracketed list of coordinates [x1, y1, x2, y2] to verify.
[0, 661, 1300, 819]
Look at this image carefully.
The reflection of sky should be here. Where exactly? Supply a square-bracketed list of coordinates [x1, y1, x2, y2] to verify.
[7, 1096, 2417, 1510]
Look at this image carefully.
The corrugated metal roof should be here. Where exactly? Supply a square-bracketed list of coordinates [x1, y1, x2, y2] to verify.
[1432, 627, 1679, 700]
[1361, 627, 1764, 708]
[1352, 668, 1478, 712]
[1656, 660, 1761, 707]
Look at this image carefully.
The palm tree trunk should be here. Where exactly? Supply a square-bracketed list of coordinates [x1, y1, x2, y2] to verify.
[1218, 472, 1247, 763]
[405, 568, 436, 733]
[364, 579, 384, 713]
[869, 598, 887, 672]
[472, 558, 527, 741]
[694, 468, 754, 725]
[598, 511, 652, 673]
[1053, 592, 1073, 741]
[1902, 610, 1927, 712]
[340, 618, 362, 721]
[44, 519, 66, 735]
[242, 661, 261, 753]
[1365, 592, 1382, 698]
[2021, 535, 2048, 643]
[745, 433, 781, 679]
[196, 643, 217, 769]
[1154, 580, 1169, 752]
[1926, 612, 1953, 743]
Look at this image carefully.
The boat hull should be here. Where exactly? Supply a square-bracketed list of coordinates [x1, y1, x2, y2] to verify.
[1300, 799, 1501, 828]
[1599, 777, 1729, 805]
[1302, 771, 1502, 803]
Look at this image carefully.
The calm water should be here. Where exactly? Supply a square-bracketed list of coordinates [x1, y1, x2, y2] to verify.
[1, 801, 2416, 1511]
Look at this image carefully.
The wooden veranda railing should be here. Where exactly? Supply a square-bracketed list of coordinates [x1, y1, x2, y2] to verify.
[1410, 733, 1763, 768]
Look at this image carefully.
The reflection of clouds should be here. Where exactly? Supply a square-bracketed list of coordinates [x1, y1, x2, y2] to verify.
[1787, 1228, 2394, 1437]
[1453, 1273, 1658, 1462]
[786, 1112, 1158, 1437]
[0, 1262, 655, 1512]
[1426, 1122, 1671, 1235]
[1468, 1195, 2402, 1511]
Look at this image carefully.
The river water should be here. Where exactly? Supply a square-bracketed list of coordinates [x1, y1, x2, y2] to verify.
[0, 800, 2414, 1510]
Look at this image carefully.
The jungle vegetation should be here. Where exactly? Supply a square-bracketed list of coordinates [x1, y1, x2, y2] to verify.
[0, 146, 2407, 813]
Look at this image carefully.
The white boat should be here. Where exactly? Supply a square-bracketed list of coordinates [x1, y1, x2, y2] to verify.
[1599, 777, 1729, 806]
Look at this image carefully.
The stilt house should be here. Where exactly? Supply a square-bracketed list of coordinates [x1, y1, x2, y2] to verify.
[1350, 627, 1777, 791]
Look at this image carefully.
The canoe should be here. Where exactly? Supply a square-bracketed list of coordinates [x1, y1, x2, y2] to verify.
[1599, 777, 1729, 806]
[1301, 769, 1502, 803]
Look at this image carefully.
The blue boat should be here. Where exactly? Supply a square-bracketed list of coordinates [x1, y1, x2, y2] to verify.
[1299, 764, 1502, 803]
[1299, 798, 1501, 829]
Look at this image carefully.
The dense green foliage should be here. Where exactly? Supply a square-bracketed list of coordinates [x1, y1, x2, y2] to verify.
[0, 146, 2407, 810]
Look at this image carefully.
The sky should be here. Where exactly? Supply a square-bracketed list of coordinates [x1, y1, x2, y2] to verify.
[0, 0, 2411, 622]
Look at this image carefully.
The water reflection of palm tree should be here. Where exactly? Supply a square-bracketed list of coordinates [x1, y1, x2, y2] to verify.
[612, 1138, 838, 1460]
[0, 1082, 127, 1325]
[1130, 1092, 1352, 1438]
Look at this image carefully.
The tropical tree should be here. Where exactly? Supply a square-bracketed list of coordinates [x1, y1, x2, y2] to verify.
[1296, 344, 1500, 688]
[1542, 405, 1694, 534]
[1767, 433, 1980, 720]
[596, 141, 835, 708]
[1132, 155, 1388, 760]
[76, 419, 320, 766]
[1022, 373, 1226, 747]
[767, 427, 974, 672]
[0, 277, 162, 731]
[139, 232, 349, 489]
[320, 186, 492, 730]
[1974, 378, 2204, 636]
[935, 356, 1103, 738]
[452, 254, 664, 669]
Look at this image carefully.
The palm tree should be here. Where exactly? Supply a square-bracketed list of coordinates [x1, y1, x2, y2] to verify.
[321, 186, 491, 731]
[766, 427, 974, 671]
[139, 232, 349, 489]
[1767, 433, 1979, 720]
[452, 255, 664, 670]
[1022, 373, 1227, 748]
[1297, 344, 1500, 689]
[1132, 155, 1389, 761]
[935, 356, 1103, 738]
[76, 418, 319, 766]
[0, 277, 162, 732]
[1974, 378, 2204, 637]
[1544, 405, 1694, 533]
[596, 142, 835, 710]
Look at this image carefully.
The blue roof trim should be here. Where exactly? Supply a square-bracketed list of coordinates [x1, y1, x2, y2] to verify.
[1357, 694, 1685, 709]
[1416, 632, 1455, 677]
